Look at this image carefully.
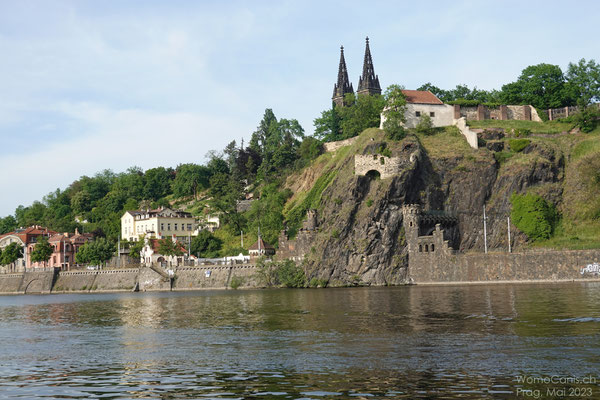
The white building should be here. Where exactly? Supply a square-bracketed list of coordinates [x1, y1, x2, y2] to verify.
[380, 90, 454, 129]
[121, 207, 197, 243]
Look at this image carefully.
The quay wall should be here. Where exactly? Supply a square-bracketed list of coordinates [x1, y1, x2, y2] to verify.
[410, 249, 600, 283]
[173, 265, 260, 290]
[0, 274, 24, 294]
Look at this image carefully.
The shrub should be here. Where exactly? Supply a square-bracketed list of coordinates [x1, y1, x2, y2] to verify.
[229, 275, 244, 289]
[513, 128, 531, 137]
[510, 193, 557, 241]
[415, 114, 434, 134]
[276, 260, 306, 288]
[309, 277, 328, 288]
[508, 139, 531, 152]
[573, 107, 600, 133]
[366, 199, 373, 207]
[331, 229, 340, 239]
[494, 151, 514, 165]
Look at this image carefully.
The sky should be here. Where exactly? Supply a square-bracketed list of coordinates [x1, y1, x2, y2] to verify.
[1, 0, 599, 217]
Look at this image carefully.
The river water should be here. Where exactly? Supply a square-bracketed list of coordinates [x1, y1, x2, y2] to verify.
[0, 283, 599, 399]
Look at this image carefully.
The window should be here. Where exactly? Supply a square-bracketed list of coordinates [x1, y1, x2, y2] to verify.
[187, 224, 192, 231]
[167, 224, 171, 231]
[161, 223, 164, 231]
[431, 244, 435, 252]
[415, 111, 421, 117]
[430, 112, 435, 117]
[174, 224, 178, 231]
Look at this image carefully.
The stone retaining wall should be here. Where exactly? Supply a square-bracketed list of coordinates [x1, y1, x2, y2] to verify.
[410, 249, 600, 283]
[0, 274, 24, 294]
[173, 265, 259, 290]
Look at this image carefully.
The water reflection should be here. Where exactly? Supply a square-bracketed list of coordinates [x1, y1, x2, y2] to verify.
[0, 283, 599, 398]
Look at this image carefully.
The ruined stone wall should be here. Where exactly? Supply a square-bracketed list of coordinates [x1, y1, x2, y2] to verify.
[324, 136, 358, 152]
[277, 230, 316, 262]
[354, 154, 404, 179]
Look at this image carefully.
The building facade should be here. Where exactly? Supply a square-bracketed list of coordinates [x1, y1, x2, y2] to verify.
[121, 207, 197, 243]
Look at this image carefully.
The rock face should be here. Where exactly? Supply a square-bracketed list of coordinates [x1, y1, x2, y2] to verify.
[300, 130, 565, 286]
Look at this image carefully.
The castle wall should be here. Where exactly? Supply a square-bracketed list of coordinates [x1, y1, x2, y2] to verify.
[354, 154, 404, 179]
[324, 136, 359, 152]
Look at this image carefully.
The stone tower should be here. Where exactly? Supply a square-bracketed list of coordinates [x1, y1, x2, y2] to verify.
[402, 204, 421, 254]
[357, 37, 381, 96]
[332, 46, 354, 107]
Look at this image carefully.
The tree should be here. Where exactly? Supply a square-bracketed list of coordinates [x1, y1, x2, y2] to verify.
[172, 163, 211, 199]
[127, 236, 146, 259]
[500, 63, 575, 109]
[30, 236, 53, 267]
[143, 167, 173, 201]
[338, 93, 386, 138]
[416, 82, 448, 101]
[0, 242, 23, 267]
[75, 238, 116, 266]
[510, 193, 557, 241]
[313, 105, 342, 142]
[0, 216, 17, 234]
[190, 230, 223, 258]
[298, 137, 324, 165]
[382, 84, 408, 140]
[157, 238, 184, 257]
[415, 114, 434, 135]
[566, 58, 600, 107]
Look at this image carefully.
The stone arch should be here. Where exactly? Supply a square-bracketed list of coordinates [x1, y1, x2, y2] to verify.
[24, 279, 43, 294]
[365, 169, 381, 180]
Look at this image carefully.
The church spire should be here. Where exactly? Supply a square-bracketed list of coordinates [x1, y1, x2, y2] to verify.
[332, 46, 354, 107]
[357, 37, 381, 96]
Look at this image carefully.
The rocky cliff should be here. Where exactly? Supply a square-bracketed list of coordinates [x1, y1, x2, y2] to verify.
[285, 126, 576, 286]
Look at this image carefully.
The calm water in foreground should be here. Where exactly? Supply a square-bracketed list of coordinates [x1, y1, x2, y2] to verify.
[1, 283, 599, 399]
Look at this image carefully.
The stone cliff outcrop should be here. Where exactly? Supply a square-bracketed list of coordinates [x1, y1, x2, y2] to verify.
[285, 128, 569, 286]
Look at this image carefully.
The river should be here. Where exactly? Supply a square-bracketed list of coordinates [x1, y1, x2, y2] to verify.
[0, 283, 599, 399]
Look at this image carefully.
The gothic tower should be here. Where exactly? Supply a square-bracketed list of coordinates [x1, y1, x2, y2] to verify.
[357, 37, 381, 96]
[332, 46, 354, 107]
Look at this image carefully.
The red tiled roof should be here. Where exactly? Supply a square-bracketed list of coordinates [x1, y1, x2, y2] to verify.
[249, 238, 274, 251]
[401, 90, 444, 105]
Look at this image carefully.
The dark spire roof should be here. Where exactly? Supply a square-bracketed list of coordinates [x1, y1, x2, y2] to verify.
[357, 37, 381, 96]
[332, 46, 354, 106]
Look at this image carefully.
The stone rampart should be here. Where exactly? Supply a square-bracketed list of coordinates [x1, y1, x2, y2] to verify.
[324, 136, 358, 152]
[0, 274, 24, 294]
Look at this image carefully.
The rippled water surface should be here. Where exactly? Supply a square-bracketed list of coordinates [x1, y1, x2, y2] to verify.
[1, 283, 600, 399]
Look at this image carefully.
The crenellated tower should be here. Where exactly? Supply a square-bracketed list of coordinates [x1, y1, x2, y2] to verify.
[357, 37, 381, 97]
[332, 46, 354, 107]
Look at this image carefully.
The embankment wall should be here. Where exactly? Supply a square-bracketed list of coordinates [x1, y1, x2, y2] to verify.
[173, 265, 259, 290]
[410, 249, 600, 283]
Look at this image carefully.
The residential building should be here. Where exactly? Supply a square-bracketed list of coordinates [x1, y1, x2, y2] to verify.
[398, 90, 454, 128]
[140, 236, 193, 267]
[28, 229, 93, 270]
[0, 226, 56, 272]
[121, 207, 197, 243]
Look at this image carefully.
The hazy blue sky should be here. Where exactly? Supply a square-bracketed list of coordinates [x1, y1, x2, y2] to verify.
[1, 0, 598, 216]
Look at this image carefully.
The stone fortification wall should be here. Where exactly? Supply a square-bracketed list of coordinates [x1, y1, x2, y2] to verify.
[53, 271, 98, 293]
[410, 247, 600, 283]
[91, 268, 139, 292]
[454, 104, 541, 122]
[324, 136, 358, 152]
[354, 154, 405, 179]
[173, 265, 259, 290]
[0, 274, 24, 294]
[453, 118, 478, 149]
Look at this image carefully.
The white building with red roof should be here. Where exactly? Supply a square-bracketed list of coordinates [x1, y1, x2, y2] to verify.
[380, 90, 454, 130]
